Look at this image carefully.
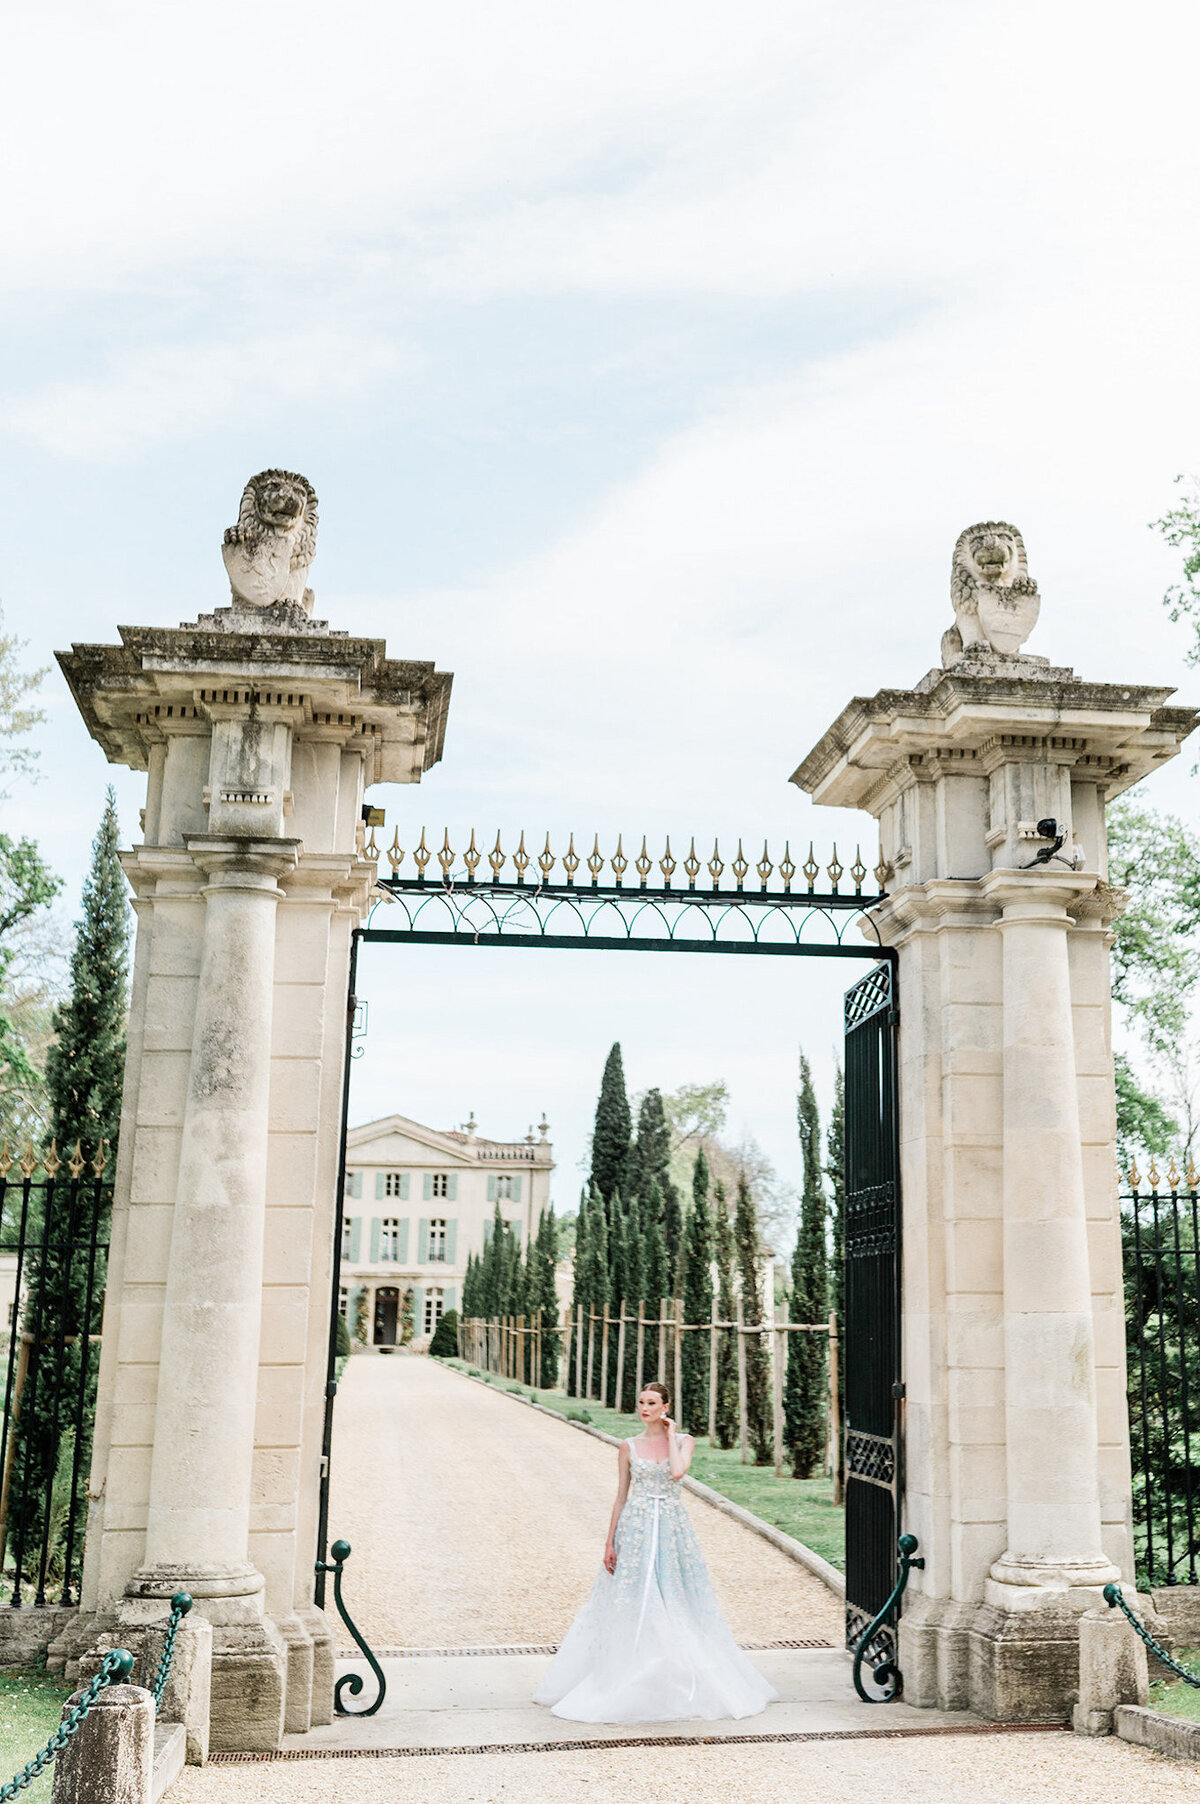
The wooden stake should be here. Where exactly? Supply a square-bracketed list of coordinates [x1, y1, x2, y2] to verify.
[636, 1300, 645, 1402]
[736, 1296, 748, 1465]
[708, 1294, 718, 1443]
[616, 1301, 627, 1415]
[658, 1296, 668, 1385]
[600, 1306, 610, 1407]
[829, 1308, 843, 1504]
[773, 1296, 787, 1478]
[673, 1298, 683, 1425]
[575, 1302, 584, 1397]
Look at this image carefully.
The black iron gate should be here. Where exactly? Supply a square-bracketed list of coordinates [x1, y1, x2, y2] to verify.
[842, 959, 902, 1665]
[316, 826, 904, 1695]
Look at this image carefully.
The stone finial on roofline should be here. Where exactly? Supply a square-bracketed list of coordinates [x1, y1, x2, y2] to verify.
[942, 521, 1041, 668]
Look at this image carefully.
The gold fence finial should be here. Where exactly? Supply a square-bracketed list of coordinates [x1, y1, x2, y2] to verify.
[366, 823, 379, 858]
[413, 827, 431, 877]
[756, 841, 772, 891]
[732, 840, 748, 891]
[850, 846, 867, 894]
[387, 829, 403, 874]
[802, 843, 819, 891]
[513, 832, 530, 882]
[827, 844, 843, 891]
[874, 850, 889, 890]
[44, 1139, 61, 1178]
[563, 834, 579, 885]
[92, 1139, 109, 1177]
[19, 1143, 37, 1180]
[1148, 1157, 1161, 1189]
[1127, 1156, 1141, 1188]
[438, 830, 454, 879]
[1189, 1154, 1200, 1190]
[464, 830, 481, 879]
[538, 835, 555, 882]
[708, 840, 724, 886]
[684, 838, 701, 889]
[0, 1141, 11, 1179]
[635, 836, 652, 888]
[659, 838, 676, 886]
[611, 835, 628, 885]
[587, 835, 604, 885]
[69, 1140, 86, 1179]
[489, 832, 505, 881]
[1168, 1156, 1181, 1191]
[780, 842, 795, 893]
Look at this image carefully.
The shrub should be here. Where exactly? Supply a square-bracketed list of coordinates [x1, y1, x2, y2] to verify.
[565, 1407, 592, 1424]
[428, 1308, 459, 1359]
[335, 1311, 352, 1360]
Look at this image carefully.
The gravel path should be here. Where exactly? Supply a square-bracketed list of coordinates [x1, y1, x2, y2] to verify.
[174, 1732, 1200, 1802]
[323, 1353, 843, 1649]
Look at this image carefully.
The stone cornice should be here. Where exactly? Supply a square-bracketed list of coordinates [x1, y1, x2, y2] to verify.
[56, 618, 453, 784]
[791, 667, 1197, 813]
[870, 869, 1123, 945]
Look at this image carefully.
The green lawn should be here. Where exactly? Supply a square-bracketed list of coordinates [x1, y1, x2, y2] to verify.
[446, 1360, 845, 1571]
[1148, 1649, 1200, 1722]
[0, 1668, 75, 1801]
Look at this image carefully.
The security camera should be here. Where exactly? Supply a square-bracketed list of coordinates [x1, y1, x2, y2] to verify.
[1035, 817, 1067, 841]
[1023, 819, 1070, 869]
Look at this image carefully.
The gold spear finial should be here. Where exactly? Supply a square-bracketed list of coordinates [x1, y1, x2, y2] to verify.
[463, 830, 481, 880]
[684, 838, 701, 890]
[659, 838, 676, 887]
[386, 829, 404, 875]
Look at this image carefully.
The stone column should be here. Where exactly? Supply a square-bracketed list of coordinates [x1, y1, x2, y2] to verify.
[54, 471, 453, 1749]
[793, 520, 1197, 1720]
[985, 873, 1116, 1608]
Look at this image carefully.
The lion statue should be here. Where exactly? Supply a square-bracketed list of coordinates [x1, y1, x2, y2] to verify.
[941, 521, 1040, 667]
[221, 470, 319, 612]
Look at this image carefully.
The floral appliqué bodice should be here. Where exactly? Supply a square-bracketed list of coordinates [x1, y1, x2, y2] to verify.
[626, 1441, 686, 1508]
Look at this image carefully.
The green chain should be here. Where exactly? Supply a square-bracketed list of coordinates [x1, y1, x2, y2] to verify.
[0, 1648, 133, 1800]
[151, 1592, 194, 1708]
[1104, 1583, 1200, 1688]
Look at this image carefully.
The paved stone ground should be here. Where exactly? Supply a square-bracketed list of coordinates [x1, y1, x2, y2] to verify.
[320, 1353, 843, 1649]
[174, 1733, 1199, 1802]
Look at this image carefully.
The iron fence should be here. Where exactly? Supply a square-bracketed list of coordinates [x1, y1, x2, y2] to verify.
[1124, 1159, 1200, 1587]
[0, 1144, 111, 1609]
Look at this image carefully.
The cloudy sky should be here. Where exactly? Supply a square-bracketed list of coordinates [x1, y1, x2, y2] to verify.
[4, 0, 1200, 1222]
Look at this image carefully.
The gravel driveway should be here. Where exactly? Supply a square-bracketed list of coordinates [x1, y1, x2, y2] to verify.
[323, 1352, 843, 1649]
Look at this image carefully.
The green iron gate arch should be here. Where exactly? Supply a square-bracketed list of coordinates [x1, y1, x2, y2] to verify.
[316, 828, 904, 1706]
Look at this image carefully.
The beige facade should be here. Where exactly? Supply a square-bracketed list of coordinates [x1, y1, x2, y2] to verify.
[340, 1114, 554, 1348]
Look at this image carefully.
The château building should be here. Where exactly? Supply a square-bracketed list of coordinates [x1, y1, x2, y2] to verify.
[340, 1112, 555, 1348]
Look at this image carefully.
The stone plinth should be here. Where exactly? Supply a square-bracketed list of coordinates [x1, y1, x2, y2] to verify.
[56, 605, 452, 1747]
[793, 659, 1197, 1720]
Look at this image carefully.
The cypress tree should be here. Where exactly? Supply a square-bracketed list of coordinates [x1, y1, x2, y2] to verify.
[590, 1044, 632, 1209]
[734, 1173, 772, 1463]
[642, 1178, 669, 1318]
[712, 1180, 739, 1448]
[529, 1208, 560, 1388]
[13, 791, 130, 1587]
[567, 1189, 591, 1395]
[785, 1053, 828, 1477]
[620, 1190, 643, 1410]
[680, 1149, 713, 1433]
[630, 1089, 682, 1289]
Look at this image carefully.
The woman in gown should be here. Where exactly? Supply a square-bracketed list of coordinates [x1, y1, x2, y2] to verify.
[534, 1381, 778, 1724]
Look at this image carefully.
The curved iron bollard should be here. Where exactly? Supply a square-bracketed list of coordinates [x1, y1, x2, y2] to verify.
[315, 1539, 387, 1716]
[852, 1533, 924, 1703]
[152, 1590, 194, 1708]
[1104, 1582, 1200, 1688]
[0, 1647, 134, 1799]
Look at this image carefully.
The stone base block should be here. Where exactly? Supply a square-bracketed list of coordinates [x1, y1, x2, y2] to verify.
[1072, 1607, 1148, 1735]
[1150, 1585, 1200, 1648]
[207, 1618, 287, 1753]
[278, 1613, 314, 1734]
[0, 1605, 77, 1670]
[900, 1594, 1087, 1720]
[298, 1605, 336, 1728]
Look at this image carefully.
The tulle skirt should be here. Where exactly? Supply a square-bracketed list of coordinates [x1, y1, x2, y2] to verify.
[534, 1493, 778, 1724]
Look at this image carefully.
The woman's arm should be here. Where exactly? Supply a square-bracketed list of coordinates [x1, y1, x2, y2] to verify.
[664, 1419, 694, 1479]
[604, 1442, 632, 1574]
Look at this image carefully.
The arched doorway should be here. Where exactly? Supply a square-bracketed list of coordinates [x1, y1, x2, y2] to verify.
[373, 1285, 399, 1347]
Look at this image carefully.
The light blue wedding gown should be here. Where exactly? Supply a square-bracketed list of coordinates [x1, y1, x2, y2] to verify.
[534, 1437, 778, 1723]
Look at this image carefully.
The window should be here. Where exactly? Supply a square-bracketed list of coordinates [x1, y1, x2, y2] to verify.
[341, 1219, 352, 1260]
[380, 1218, 404, 1262]
[495, 1174, 514, 1201]
[384, 1172, 406, 1198]
[424, 1287, 445, 1337]
[428, 1218, 447, 1262]
[338, 1287, 349, 1318]
[430, 1172, 449, 1198]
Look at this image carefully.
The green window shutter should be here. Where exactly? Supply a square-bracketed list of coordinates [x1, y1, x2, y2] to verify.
[445, 1220, 457, 1264]
[423, 1174, 432, 1202]
[509, 1218, 522, 1246]
[369, 1218, 381, 1262]
[375, 1173, 385, 1201]
[447, 1174, 458, 1202]
[487, 1175, 497, 1203]
[413, 1285, 426, 1334]
[512, 1175, 522, 1204]
[444, 1285, 457, 1313]
[400, 1174, 410, 1200]
[396, 1219, 409, 1262]
[348, 1171, 362, 1199]
[349, 1218, 361, 1261]
[418, 1218, 429, 1262]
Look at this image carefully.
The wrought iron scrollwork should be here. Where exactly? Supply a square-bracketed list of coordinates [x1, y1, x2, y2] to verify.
[851, 1534, 924, 1702]
[315, 1539, 387, 1716]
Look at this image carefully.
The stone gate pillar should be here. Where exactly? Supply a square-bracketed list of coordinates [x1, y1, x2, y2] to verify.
[793, 522, 1197, 1720]
[55, 472, 452, 1749]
